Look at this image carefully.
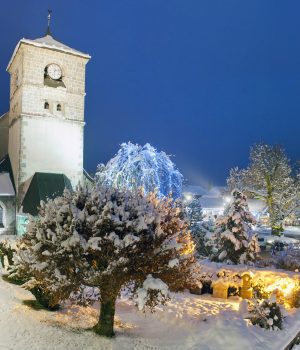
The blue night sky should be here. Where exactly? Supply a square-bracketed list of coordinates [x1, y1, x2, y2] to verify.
[0, 1, 299, 186]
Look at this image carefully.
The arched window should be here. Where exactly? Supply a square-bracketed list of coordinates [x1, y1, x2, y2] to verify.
[44, 102, 49, 110]
[0, 204, 4, 228]
[57, 104, 62, 111]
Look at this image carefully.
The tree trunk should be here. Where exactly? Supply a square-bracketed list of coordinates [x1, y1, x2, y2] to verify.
[265, 175, 282, 236]
[93, 287, 118, 337]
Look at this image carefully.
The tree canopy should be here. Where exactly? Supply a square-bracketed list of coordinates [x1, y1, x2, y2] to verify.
[227, 144, 300, 235]
[96, 142, 183, 199]
[13, 186, 197, 337]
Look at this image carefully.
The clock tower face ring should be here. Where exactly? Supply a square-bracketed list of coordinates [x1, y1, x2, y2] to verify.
[47, 63, 62, 80]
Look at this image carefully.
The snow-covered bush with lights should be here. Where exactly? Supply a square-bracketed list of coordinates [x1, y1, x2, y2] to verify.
[248, 299, 284, 330]
[285, 282, 300, 309]
[96, 142, 183, 199]
[12, 186, 196, 337]
[252, 279, 272, 300]
[185, 195, 211, 257]
[207, 190, 260, 264]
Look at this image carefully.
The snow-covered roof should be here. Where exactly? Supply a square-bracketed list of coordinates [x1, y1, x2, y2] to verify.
[183, 185, 207, 196]
[0, 112, 9, 122]
[7, 34, 91, 71]
[248, 199, 266, 213]
[0, 172, 15, 196]
[183, 185, 226, 198]
[203, 186, 225, 197]
[200, 196, 224, 209]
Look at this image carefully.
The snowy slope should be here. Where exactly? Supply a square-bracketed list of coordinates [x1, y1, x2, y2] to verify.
[0, 276, 299, 350]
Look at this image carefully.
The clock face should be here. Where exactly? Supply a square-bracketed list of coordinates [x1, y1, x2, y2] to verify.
[47, 64, 62, 80]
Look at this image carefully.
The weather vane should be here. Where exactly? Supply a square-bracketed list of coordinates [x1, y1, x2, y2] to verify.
[46, 9, 52, 36]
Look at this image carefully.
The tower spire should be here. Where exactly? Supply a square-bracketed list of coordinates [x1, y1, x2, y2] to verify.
[46, 9, 52, 36]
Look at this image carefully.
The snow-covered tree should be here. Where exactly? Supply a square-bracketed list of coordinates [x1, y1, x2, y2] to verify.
[248, 299, 283, 330]
[208, 190, 260, 264]
[13, 186, 196, 337]
[96, 142, 183, 199]
[227, 144, 300, 235]
[185, 195, 211, 257]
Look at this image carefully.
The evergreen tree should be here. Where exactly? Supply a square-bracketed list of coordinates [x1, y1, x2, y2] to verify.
[13, 186, 196, 337]
[96, 142, 183, 199]
[208, 190, 260, 264]
[185, 195, 210, 257]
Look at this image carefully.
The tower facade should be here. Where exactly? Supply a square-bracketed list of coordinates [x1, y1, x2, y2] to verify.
[7, 34, 90, 202]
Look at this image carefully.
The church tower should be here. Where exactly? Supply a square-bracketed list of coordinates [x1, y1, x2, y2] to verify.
[6, 19, 90, 204]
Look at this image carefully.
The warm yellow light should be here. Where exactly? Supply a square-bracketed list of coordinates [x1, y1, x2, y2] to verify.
[264, 277, 297, 304]
[180, 232, 196, 256]
[181, 239, 195, 255]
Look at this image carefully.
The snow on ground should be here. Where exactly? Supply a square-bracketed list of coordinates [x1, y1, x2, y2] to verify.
[285, 227, 300, 239]
[0, 275, 299, 350]
[255, 226, 300, 247]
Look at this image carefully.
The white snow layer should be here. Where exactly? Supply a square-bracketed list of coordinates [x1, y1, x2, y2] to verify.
[0, 273, 299, 349]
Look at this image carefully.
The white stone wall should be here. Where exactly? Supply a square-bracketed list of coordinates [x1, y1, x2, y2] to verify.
[19, 115, 84, 189]
[0, 113, 9, 160]
[19, 44, 87, 122]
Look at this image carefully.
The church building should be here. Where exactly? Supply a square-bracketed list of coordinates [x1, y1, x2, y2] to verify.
[0, 20, 91, 235]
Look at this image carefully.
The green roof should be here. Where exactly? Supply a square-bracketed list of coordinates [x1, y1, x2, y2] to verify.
[0, 155, 15, 191]
[22, 172, 72, 216]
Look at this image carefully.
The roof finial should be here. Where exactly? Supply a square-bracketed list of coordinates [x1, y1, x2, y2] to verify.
[46, 9, 52, 36]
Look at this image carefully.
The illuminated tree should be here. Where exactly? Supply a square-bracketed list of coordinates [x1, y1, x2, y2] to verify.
[227, 144, 300, 235]
[208, 190, 260, 264]
[96, 142, 183, 199]
[13, 186, 196, 337]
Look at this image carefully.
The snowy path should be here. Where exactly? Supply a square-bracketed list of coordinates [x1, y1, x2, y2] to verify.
[0, 277, 299, 350]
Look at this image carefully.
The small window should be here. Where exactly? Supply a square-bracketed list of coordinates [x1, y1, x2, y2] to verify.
[57, 104, 62, 111]
[0, 205, 4, 228]
[44, 102, 49, 110]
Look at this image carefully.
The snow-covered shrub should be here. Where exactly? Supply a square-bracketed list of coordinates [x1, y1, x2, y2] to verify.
[13, 186, 196, 337]
[135, 274, 170, 311]
[0, 237, 19, 270]
[248, 299, 284, 330]
[0, 241, 14, 269]
[271, 240, 286, 255]
[96, 142, 183, 199]
[273, 242, 300, 271]
[207, 190, 260, 264]
[184, 259, 204, 295]
[285, 283, 300, 309]
[0, 238, 28, 286]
